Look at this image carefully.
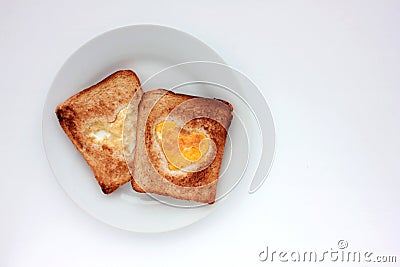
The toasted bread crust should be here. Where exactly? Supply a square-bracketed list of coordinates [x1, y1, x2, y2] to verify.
[132, 89, 233, 203]
[56, 70, 142, 194]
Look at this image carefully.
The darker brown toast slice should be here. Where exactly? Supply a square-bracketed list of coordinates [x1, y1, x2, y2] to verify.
[56, 70, 143, 194]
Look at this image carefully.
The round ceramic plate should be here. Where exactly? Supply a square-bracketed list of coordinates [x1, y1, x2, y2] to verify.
[42, 25, 275, 232]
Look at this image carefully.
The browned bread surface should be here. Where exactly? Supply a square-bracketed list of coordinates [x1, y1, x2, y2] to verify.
[56, 70, 143, 194]
[132, 89, 233, 203]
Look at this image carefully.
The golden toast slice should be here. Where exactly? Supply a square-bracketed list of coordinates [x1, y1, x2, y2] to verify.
[132, 89, 233, 204]
[56, 70, 143, 194]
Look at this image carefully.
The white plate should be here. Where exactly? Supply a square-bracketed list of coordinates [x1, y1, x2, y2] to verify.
[42, 25, 275, 232]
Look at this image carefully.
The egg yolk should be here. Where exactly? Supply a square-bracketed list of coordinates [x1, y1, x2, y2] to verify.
[155, 121, 210, 170]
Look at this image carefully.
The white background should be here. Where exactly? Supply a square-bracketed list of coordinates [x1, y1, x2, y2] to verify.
[1, 1, 399, 266]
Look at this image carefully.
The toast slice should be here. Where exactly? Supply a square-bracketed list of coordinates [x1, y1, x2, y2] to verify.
[132, 89, 233, 204]
[56, 70, 143, 194]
